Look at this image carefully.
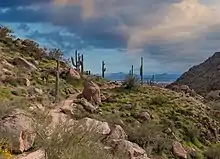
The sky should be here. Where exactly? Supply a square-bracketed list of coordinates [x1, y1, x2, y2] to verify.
[0, 0, 220, 74]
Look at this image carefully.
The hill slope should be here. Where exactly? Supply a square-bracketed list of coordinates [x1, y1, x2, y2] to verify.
[170, 52, 220, 96]
[1, 26, 220, 159]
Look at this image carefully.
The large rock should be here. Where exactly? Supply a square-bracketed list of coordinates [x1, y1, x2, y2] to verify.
[107, 125, 127, 141]
[68, 68, 81, 79]
[17, 149, 45, 159]
[77, 117, 111, 136]
[13, 57, 37, 71]
[111, 139, 149, 159]
[79, 98, 98, 113]
[172, 141, 187, 159]
[167, 84, 196, 97]
[82, 79, 102, 105]
[0, 109, 36, 153]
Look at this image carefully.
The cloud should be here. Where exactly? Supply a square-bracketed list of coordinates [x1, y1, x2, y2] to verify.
[0, 0, 220, 73]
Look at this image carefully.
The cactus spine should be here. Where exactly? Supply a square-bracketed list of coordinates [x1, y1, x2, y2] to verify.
[140, 57, 143, 85]
[102, 61, 106, 78]
[71, 50, 84, 74]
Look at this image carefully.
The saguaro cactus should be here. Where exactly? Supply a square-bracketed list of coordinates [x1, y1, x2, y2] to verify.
[140, 57, 143, 85]
[71, 50, 84, 74]
[102, 61, 106, 78]
[131, 65, 134, 76]
[54, 49, 62, 102]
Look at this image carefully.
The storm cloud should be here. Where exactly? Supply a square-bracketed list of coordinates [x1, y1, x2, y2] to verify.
[0, 0, 220, 73]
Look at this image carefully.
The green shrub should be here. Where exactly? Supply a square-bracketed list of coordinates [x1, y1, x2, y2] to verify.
[122, 74, 139, 90]
[204, 143, 220, 159]
[150, 95, 168, 106]
[36, 123, 118, 159]
[0, 87, 12, 101]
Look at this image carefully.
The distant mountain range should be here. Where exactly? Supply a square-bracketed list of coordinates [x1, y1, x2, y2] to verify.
[102, 72, 180, 83]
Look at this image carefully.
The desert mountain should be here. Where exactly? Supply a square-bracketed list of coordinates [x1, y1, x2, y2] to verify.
[169, 52, 220, 96]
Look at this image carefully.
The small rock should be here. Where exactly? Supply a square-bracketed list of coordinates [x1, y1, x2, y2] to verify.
[172, 141, 188, 159]
[138, 111, 151, 121]
[2, 68, 14, 75]
[2, 60, 14, 70]
[13, 57, 37, 71]
[18, 77, 31, 86]
[80, 98, 98, 113]
[34, 88, 43, 95]
[120, 104, 133, 110]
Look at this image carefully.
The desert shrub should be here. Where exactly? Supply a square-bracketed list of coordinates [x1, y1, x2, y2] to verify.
[150, 95, 168, 106]
[122, 74, 139, 90]
[204, 143, 220, 159]
[35, 122, 116, 159]
[185, 124, 200, 142]
[0, 86, 12, 101]
[124, 121, 172, 155]
[0, 99, 30, 119]
[187, 150, 204, 159]
[11, 88, 27, 97]
[0, 138, 12, 159]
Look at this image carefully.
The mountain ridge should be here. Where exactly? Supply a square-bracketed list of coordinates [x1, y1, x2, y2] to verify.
[170, 52, 220, 95]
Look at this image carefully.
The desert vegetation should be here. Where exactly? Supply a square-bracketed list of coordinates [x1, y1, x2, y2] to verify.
[1, 25, 220, 159]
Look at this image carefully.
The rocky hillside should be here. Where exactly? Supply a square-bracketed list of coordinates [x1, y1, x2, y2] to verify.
[1, 26, 220, 159]
[169, 52, 220, 96]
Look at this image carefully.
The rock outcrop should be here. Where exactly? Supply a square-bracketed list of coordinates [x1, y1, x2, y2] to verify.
[13, 57, 37, 71]
[68, 68, 81, 79]
[82, 79, 102, 105]
[172, 141, 187, 159]
[0, 109, 36, 153]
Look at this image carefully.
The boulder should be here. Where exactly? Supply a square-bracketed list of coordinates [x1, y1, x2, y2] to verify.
[68, 68, 80, 79]
[107, 125, 127, 141]
[0, 109, 36, 153]
[82, 79, 101, 105]
[172, 141, 187, 159]
[17, 149, 45, 159]
[111, 139, 150, 159]
[77, 117, 111, 136]
[138, 111, 151, 122]
[79, 98, 98, 113]
[13, 57, 37, 71]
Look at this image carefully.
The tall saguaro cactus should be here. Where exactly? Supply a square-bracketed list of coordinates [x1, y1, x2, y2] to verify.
[54, 49, 62, 102]
[102, 61, 106, 78]
[140, 57, 143, 85]
[71, 50, 84, 74]
[131, 65, 134, 76]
